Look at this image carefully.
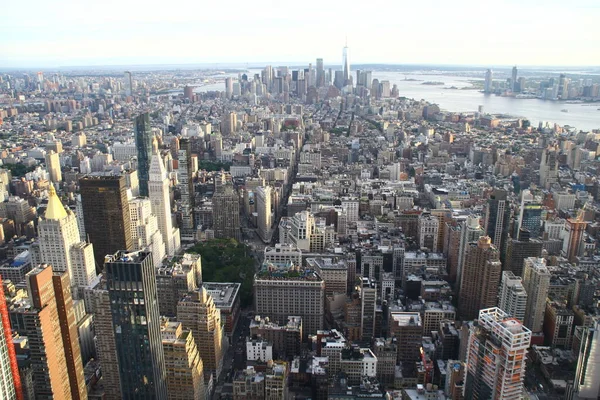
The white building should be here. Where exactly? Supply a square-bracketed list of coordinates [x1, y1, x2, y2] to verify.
[129, 197, 166, 269]
[256, 186, 273, 243]
[246, 338, 273, 362]
[149, 150, 180, 256]
[498, 271, 528, 323]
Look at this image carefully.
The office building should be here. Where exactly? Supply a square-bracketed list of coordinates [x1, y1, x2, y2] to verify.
[177, 288, 224, 379]
[564, 216, 587, 263]
[484, 69, 493, 93]
[316, 58, 324, 87]
[522, 258, 551, 333]
[135, 112, 154, 196]
[213, 184, 241, 241]
[101, 251, 167, 399]
[203, 282, 241, 336]
[256, 186, 273, 243]
[511, 66, 518, 92]
[20, 265, 86, 399]
[156, 253, 201, 317]
[505, 231, 543, 276]
[464, 308, 531, 400]
[517, 190, 542, 238]
[178, 139, 195, 242]
[342, 42, 350, 84]
[498, 271, 528, 323]
[573, 319, 600, 399]
[539, 145, 559, 189]
[254, 263, 325, 338]
[129, 197, 166, 268]
[233, 366, 264, 399]
[38, 184, 97, 295]
[263, 244, 302, 266]
[484, 189, 511, 257]
[0, 275, 20, 400]
[265, 361, 289, 399]
[161, 321, 205, 400]
[458, 236, 502, 320]
[543, 300, 574, 348]
[306, 257, 348, 296]
[418, 212, 440, 251]
[360, 277, 377, 341]
[149, 148, 181, 256]
[340, 346, 377, 386]
[79, 175, 133, 266]
[389, 312, 422, 363]
[456, 215, 484, 286]
[45, 150, 62, 184]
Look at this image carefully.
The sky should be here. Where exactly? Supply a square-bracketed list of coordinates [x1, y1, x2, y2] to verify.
[1, 0, 599, 68]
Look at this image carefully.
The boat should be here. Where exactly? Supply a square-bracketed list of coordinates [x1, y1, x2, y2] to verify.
[561, 109, 568, 113]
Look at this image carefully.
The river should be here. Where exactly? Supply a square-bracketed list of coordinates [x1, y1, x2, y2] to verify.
[193, 70, 600, 131]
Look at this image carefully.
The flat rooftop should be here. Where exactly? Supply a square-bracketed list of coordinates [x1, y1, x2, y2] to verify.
[203, 282, 240, 308]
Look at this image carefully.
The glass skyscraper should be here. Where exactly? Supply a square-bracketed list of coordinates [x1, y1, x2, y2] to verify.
[135, 112, 154, 197]
[104, 250, 167, 399]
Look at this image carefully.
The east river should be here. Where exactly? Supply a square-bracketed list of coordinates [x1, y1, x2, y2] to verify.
[193, 70, 600, 131]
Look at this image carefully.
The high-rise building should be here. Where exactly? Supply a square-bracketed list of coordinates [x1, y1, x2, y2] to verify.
[39, 184, 97, 294]
[498, 271, 528, 323]
[342, 42, 350, 84]
[522, 257, 551, 333]
[177, 288, 224, 379]
[101, 251, 167, 399]
[124, 71, 133, 96]
[161, 321, 205, 400]
[505, 230, 543, 276]
[178, 139, 195, 242]
[256, 186, 272, 243]
[20, 265, 86, 399]
[45, 150, 62, 184]
[484, 189, 511, 257]
[563, 216, 587, 263]
[484, 69, 493, 93]
[511, 66, 518, 92]
[456, 215, 484, 286]
[149, 148, 180, 256]
[360, 277, 377, 341]
[0, 275, 21, 400]
[573, 319, 600, 399]
[225, 77, 233, 99]
[464, 308, 531, 400]
[129, 197, 166, 268]
[316, 58, 324, 87]
[389, 312, 423, 363]
[135, 112, 154, 197]
[458, 236, 502, 320]
[213, 185, 241, 241]
[518, 190, 542, 238]
[539, 145, 559, 189]
[254, 263, 325, 338]
[79, 175, 133, 267]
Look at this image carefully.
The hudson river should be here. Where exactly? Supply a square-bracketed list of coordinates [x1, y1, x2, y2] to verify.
[195, 70, 600, 131]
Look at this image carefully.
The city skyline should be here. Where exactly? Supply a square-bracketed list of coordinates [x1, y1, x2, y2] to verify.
[1, 0, 599, 68]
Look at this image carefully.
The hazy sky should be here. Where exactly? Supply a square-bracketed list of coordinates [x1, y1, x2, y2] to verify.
[2, 0, 599, 68]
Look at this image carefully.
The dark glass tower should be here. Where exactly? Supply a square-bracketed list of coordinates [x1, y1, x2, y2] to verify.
[135, 112, 153, 197]
[484, 189, 511, 262]
[79, 175, 133, 267]
[104, 251, 167, 399]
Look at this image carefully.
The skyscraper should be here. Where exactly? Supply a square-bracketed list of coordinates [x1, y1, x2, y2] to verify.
[342, 41, 350, 84]
[124, 71, 133, 96]
[518, 189, 542, 238]
[498, 271, 528, 323]
[484, 189, 511, 258]
[177, 288, 224, 380]
[101, 251, 167, 399]
[456, 215, 484, 287]
[0, 275, 21, 400]
[316, 58, 324, 87]
[464, 308, 531, 400]
[21, 265, 86, 399]
[522, 257, 551, 333]
[505, 230, 543, 276]
[178, 139, 195, 242]
[458, 236, 502, 320]
[129, 197, 166, 268]
[256, 186, 272, 243]
[484, 69, 493, 93]
[213, 184, 241, 241]
[563, 215, 587, 263]
[573, 319, 600, 399]
[149, 148, 180, 256]
[79, 175, 133, 267]
[539, 145, 559, 189]
[135, 112, 154, 197]
[511, 66, 518, 92]
[161, 321, 205, 400]
[45, 150, 62, 184]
